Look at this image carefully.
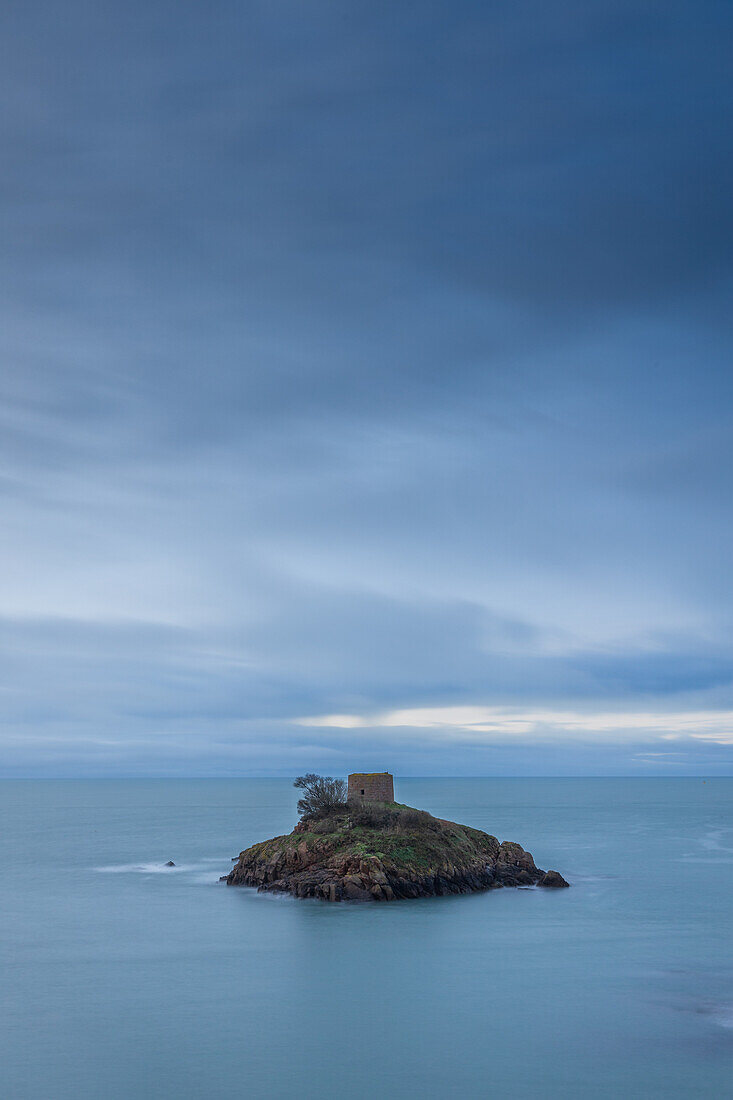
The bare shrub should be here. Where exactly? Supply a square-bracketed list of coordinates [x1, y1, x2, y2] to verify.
[394, 807, 443, 833]
[350, 805, 393, 829]
[398, 809, 423, 829]
[293, 774, 347, 821]
[347, 804, 444, 833]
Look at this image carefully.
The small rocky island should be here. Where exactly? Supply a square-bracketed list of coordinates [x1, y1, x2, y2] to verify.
[226, 772, 569, 902]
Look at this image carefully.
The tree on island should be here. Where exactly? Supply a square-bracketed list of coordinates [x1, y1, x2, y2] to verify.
[293, 774, 347, 820]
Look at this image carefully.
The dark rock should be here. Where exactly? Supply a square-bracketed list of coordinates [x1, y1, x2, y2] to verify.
[538, 869, 570, 888]
[343, 881, 372, 901]
[165, 861, 175, 867]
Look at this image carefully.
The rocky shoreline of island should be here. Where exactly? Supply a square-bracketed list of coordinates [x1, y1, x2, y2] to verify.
[226, 798, 569, 902]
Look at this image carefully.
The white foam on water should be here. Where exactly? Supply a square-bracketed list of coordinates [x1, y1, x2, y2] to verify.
[677, 850, 733, 862]
[708, 1003, 733, 1030]
[684, 998, 733, 1032]
[93, 860, 226, 875]
[699, 828, 733, 853]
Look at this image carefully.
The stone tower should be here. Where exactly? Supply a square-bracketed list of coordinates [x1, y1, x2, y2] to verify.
[347, 772, 394, 803]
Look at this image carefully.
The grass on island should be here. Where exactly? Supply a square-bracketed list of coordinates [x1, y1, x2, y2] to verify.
[242, 801, 502, 876]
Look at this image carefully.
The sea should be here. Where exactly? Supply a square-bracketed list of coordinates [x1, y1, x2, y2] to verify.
[1, 778, 732, 1099]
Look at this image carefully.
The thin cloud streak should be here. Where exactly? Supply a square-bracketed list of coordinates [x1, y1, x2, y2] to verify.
[296, 706, 733, 744]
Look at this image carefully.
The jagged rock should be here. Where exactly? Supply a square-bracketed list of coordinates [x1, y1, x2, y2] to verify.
[225, 803, 568, 903]
[538, 869, 570, 888]
[165, 861, 175, 867]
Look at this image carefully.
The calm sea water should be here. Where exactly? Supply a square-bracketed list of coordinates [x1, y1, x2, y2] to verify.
[1, 778, 732, 1099]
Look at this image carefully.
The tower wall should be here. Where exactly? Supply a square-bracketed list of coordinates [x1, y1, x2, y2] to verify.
[347, 772, 394, 803]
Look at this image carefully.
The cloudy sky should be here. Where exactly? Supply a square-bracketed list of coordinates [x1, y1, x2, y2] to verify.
[2, 0, 732, 776]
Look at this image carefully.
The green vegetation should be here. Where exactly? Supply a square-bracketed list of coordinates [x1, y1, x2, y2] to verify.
[247, 802, 501, 878]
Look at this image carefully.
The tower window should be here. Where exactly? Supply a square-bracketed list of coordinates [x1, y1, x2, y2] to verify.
[360, 789, 365, 795]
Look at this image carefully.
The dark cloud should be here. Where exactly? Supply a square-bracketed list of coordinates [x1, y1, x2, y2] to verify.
[0, 1, 732, 773]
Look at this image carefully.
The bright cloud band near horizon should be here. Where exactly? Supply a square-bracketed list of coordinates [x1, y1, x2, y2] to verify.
[295, 707, 733, 745]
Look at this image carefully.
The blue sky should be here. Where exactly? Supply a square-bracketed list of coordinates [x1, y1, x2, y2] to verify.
[2, 0, 733, 775]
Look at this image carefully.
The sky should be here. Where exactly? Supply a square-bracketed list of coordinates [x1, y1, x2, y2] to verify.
[1, 0, 733, 776]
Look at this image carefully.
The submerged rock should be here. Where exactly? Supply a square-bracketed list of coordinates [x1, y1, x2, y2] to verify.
[226, 804, 569, 903]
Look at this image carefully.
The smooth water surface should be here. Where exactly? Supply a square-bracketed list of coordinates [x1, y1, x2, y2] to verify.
[1, 778, 732, 1098]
